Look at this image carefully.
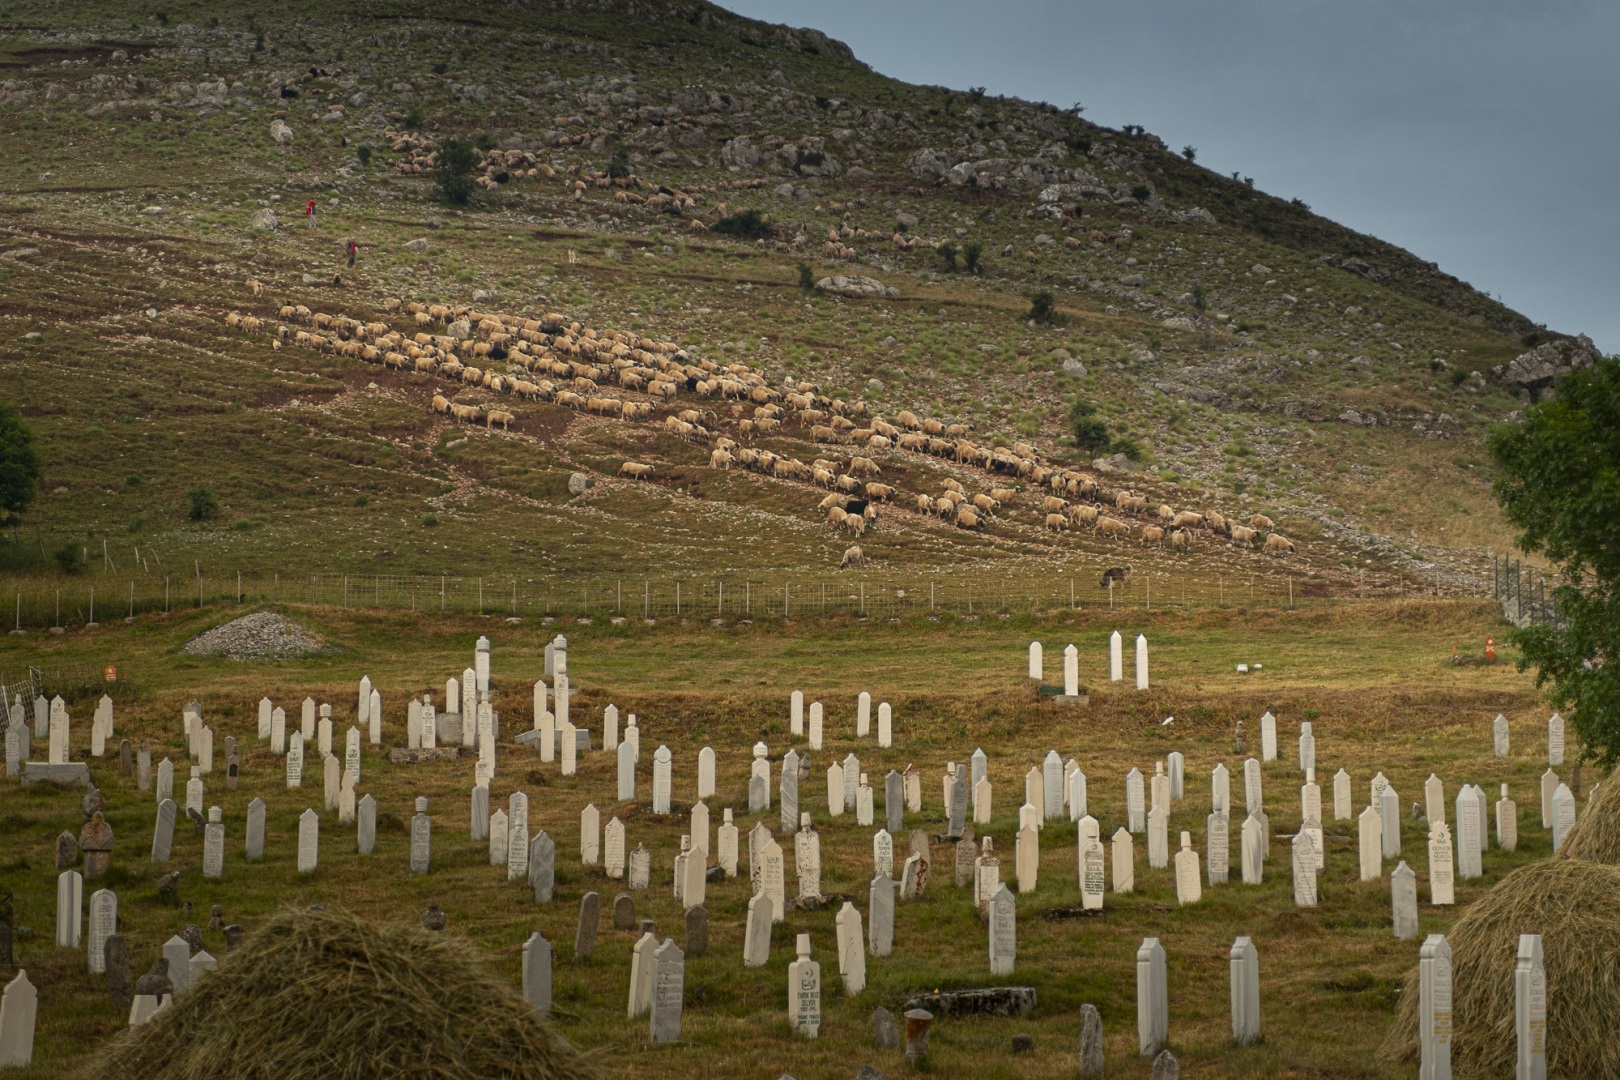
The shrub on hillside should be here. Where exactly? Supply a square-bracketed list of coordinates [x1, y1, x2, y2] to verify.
[431, 138, 478, 205]
[963, 242, 983, 274]
[711, 209, 771, 240]
[1028, 291, 1058, 325]
[187, 487, 221, 522]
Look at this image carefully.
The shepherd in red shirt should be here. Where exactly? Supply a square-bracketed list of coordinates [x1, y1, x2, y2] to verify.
[346, 238, 358, 266]
[306, 199, 317, 228]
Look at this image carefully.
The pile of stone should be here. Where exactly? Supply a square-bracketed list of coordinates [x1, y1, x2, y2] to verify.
[179, 612, 326, 660]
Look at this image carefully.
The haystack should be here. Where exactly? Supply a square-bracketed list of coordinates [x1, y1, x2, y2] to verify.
[1381, 858, 1620, 1076]
[90, 907, 597, 1080]
[1553, 770, 1620, 863]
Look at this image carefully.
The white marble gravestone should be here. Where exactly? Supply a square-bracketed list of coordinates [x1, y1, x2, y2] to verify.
[1112, 827, 1135, 893]
[1420, 934, 1453, 1078]
[788, 934, 821, 1036]
[1515, 933, 1546, 1080]
[652, 746, 673, 815]
[296, 809, 318, 873]
[988, 885, 1017, 975]
[0, 970, 37, 1068]
[1495, 785, 1518, 852]
[1136, 937, 1168, 1056]
[1428, 823, 1455, 906]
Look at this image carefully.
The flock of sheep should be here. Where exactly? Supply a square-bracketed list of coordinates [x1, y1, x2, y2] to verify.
[228, 297, 1298, 565]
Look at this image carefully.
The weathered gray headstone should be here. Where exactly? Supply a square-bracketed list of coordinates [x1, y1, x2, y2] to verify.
[781, 750, 801, 835]
[296, 808, 319, 873]
[867, 874, 895, 957]
[529, 831, 556, 903]
[628, 843, 651, 891]
[988, 885, 1016, 975]
[150, 799, 176, 863]
[410, 797, 431, 874]
[873, 1005, 899, 1049]
[685, 904, 707, 957]
[522, 933, 552, 1016]
[86, 888, 117, 974]
[1392, 860, 1419, 939]
[1080, 1003, 1104, 1076]
[650, 939, 685, 1044]
[574, 891, 600, 960]
[104, 934, 131, 1009]
[246, 797, 266, 860]
[613, 893, 635, 930]
[202, 807, 225, 879]
[1229, 935, 1259, 1045]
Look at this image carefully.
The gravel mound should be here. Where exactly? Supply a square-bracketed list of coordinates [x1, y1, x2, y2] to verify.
[180, 611, 328, 660]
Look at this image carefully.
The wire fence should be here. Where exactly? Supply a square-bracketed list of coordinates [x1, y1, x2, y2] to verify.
[0, 562, 1475, 631]
[1494, 554, 1560, 629]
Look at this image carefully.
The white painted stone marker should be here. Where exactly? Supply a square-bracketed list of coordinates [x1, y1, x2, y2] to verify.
[1135, 634, 1149, 690]
[1260, 711, 1277, 762]
[1136, 936, 1168, 1057]
[1028, 641, 1042, 680]
[1551, 783, 1576, 852]
[1108, 632, 1122, 683]
[0, 970, 37, 1067]
[1496, 784, 1518, 852]
[1515, 933, 1546, 1080]
[1547, 712, 1564, 767]
[788, 933, 821, 1037]
[1419, 934, 1453, 1080]
[1493, 713, 1510, 758]
[1428, 823, 1455, 906]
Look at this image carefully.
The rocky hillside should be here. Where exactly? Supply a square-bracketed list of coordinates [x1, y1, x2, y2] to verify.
[0, 0, 1598, 590]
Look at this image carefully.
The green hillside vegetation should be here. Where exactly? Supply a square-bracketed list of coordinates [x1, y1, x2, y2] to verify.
[0, 0, 1588, 605]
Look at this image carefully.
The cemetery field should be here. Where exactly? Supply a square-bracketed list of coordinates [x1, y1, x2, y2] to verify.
[0, 597, 1553, 1078]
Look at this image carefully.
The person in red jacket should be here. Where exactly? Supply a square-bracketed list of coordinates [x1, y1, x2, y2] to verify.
[306, 199, 317, 228]
[346, 238, 358, 266]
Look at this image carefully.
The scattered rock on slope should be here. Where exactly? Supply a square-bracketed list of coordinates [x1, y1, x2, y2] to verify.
[180, 611, 328, 660]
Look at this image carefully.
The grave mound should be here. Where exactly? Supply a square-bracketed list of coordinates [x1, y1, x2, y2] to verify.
[1553, 772, 1620, 863]
[1381, 857, 1620, 1076]
[87, 906, 596, 1080]
[179, 610, 327, 660]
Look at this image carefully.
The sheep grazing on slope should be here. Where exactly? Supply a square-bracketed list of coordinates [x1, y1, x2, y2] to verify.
[1251, 513, 1275, 531]
[619, 462, 653, 479]
[1045, 513, 1068, 533]
[1093, 516, 1131, 539]
[840, 544, 865, 568]
[1265, 533, 1296, 557]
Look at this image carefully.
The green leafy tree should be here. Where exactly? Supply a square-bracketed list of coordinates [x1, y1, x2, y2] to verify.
[1067, 399, 1111, 457]
[1489, 358, 1620, 765]
[431, 137, 478, 205]
[607, 144, 630, 179]
[936, 242, 958, 272]
[0, 401, 41, 528]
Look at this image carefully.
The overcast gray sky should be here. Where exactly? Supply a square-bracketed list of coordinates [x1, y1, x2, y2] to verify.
[720, 0, 1619, 353]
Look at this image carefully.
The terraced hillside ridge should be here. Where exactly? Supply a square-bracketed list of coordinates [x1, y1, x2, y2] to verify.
[0, 0, 1599, 598]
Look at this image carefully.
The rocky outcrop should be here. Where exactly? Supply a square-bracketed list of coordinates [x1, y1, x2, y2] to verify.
[816, 275, 899, 298]
[1494, 335, 1599, 399]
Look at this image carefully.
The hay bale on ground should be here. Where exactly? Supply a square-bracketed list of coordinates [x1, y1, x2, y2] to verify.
[1554, 770, 1620, 863]
[1381, 858, 1620, 1077]
[89, 907, 597, 1080]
